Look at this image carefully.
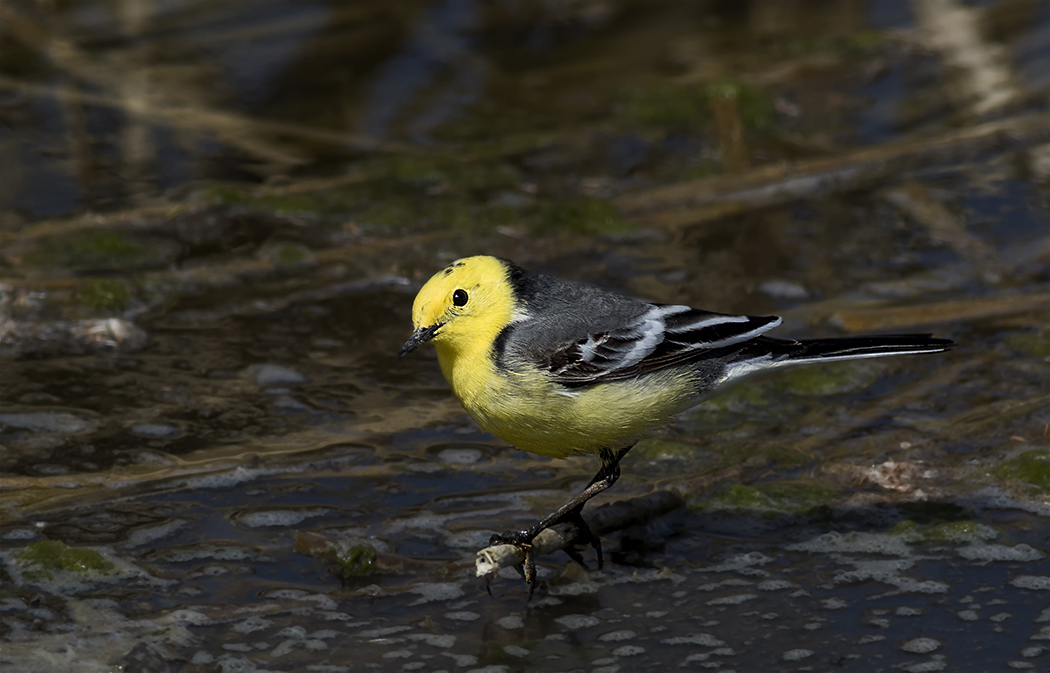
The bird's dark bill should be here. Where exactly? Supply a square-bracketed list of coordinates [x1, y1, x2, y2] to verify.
[398, 324, 442, 358]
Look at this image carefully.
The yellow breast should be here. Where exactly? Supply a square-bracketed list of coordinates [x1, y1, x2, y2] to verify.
[436, 341, 696, 459]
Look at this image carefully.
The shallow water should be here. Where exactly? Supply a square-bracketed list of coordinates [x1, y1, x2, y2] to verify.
[1, 1, 1049, 672]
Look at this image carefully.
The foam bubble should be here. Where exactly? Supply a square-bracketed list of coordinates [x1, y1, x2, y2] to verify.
[783, 649, 813, 661]
[706, 593, 757, 606]
[899, 637, 940, 654]
[437, 448, 483, 465]
[958, 544, 1045, 564]
[788, 531, 912, 556]
[409, 582, 465, 605]
[554, 614, 600, 629]
[444, 611, 480, 622]
[358, 625, 413, 639]
[701, 551, 773, 573]
[443, 653, 478, 667]
[660, 634, 725, 647]
[408, 633, 456, 648]
[234, 508, 333, 528]
[164, 466, 265, 491]
[612, 645, 645, 656]
[1009, 575, 1050, 591]
[495, 615, 524, 630]
[125, 519, 190, 547]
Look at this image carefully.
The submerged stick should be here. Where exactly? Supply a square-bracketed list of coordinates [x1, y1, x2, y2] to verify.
[476, 457, 771, 581]
[613, 114, 1050, 228]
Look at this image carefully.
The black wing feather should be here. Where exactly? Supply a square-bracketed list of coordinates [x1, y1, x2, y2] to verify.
[539, 306, 782, 386]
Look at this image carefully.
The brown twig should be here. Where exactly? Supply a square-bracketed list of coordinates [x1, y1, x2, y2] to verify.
[612, 114, 1050, 228]
[475, 457, 772, 580]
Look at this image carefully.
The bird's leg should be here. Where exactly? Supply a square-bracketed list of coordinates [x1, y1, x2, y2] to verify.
[490, 445, 633, 590]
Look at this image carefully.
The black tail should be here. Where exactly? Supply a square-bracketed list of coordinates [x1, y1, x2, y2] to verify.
[717, 333, 951, 385]
[780, 334, 953, 364]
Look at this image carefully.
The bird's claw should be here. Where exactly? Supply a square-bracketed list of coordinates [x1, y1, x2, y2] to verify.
[488, 509, 602, 596]
[489, 529, 539, 594]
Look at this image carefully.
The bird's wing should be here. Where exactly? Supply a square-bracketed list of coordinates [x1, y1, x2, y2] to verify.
[539, 304, 783, 386]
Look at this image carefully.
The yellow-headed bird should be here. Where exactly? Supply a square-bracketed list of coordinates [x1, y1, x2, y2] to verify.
[399, 255, 952, 588]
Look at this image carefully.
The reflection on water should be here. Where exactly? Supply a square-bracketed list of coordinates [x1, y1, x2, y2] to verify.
[1, 0, 1048, 672]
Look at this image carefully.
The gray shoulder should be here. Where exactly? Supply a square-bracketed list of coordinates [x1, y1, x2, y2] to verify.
[496, 274, 650, 366]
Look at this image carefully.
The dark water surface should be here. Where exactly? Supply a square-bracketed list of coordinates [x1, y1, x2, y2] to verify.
[1, 1, 1048, 672]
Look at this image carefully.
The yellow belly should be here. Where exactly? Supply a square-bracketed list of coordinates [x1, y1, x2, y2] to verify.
[437, 344, 697, 459]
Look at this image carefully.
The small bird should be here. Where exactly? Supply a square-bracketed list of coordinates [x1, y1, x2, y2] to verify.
[399, 255, 952, 589]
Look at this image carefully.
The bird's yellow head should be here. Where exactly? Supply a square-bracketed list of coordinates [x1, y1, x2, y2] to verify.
[398, 256, 519, 361]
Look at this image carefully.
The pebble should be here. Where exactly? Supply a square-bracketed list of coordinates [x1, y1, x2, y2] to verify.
[437, 448, 483, 464]
[129, 423, 181, 438]
[0, 412, 96, 434]
[759, 279, 810, 299]
[244, 364, 308, 386]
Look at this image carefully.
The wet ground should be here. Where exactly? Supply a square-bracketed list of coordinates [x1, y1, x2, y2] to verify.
[1, 1, 1049, 672]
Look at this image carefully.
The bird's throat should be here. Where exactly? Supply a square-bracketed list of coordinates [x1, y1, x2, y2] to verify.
[434, 338, 499, 411]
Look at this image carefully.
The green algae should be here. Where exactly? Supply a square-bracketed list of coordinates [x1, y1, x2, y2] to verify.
[339, 543, 377, 582]
[774, 361, 877, 397]
[381, 157, 520, 194]
[759, 481, 840, 509]
[704, 80, 775, 131]
[74, 279, 132, 313]
[199, 182, 253, 206]
[886, 501, 1000, 544]
[24, 230, 180, 270]
[702, 484, 776, 511]
[720, 442, 813, 471]
[621, 85, 711, 130]
[17, 540, 115, 580]
[619, 79, 773, 133]
[633, 439, 700, 461]
[530, 200, 632, 235]
[199, 183, 325, 215]
[997, 450, 1050, 491]
[1004, 330, 1050, 358]
[890, 518, 997, 544]
[257, 242, 317, 269]
[776, 30, 886, 58]
[693, 480, 840, 517]
[923, 521, 987, 543]
[359, 200, 419, 230]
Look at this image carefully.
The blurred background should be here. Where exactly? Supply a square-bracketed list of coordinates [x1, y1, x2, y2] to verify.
[1, 1, 1048, 672]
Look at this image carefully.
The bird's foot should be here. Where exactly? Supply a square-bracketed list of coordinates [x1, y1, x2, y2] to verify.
[557, 506, 603, 571]
[489, 529, 539, 593]
[489, 508, 602, 596]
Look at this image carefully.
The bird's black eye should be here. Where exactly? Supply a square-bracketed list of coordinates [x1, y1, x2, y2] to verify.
[452, 289, 469, 307]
